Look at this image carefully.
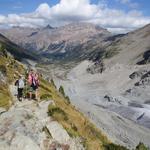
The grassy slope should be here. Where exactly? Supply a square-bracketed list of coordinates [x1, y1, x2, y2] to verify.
[39, 78, 111, 150]
[0, 43, 25, 109]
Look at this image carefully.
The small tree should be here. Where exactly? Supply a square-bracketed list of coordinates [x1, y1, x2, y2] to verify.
[0, 44, 7, 57]
[59, 85, 65, 97]
[59, 85, 71, 104]
[51, 79, 56, 88]
[65, 96, 71, 104]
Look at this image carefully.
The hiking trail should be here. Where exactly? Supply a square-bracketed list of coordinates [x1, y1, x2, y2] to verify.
[0, 85, 84, 150]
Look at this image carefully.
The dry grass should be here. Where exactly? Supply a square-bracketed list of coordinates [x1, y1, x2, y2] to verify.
[0, 54, 24, 108]
[0, 83, 11, 109]
[40, 78, 110, 150]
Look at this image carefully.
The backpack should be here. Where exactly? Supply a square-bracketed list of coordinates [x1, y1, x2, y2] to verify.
[15, 80, 19, 86]
[32, 74, 39, 87]
[28, 73, 39, 87]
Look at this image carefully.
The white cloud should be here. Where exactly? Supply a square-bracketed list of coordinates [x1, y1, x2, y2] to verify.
[0, 0, 150, 33]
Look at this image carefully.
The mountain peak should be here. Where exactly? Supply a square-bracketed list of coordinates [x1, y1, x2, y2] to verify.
[59, 22, 110, 34]
[43, 24, 54, 30]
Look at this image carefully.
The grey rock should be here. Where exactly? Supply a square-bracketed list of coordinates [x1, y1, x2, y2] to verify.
[46, 121, 70, 143]
[87, 60, 105, 74]
[129, 70, 148, 79]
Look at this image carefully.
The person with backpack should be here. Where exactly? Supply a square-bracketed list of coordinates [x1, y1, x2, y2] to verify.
[28, 70, 39, 100]
[15, 75, 25, 101]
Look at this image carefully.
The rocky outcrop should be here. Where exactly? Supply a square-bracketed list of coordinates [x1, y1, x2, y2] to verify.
[129, 70, 148, 79]
[134, 71, 150, 86]
[86, 60, 105, 74]
[137, 50, 150, 65]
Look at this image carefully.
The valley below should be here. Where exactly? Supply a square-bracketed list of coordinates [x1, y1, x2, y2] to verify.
[36, 60, 150, 149]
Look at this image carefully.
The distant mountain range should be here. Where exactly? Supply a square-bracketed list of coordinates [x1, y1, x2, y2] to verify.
[0, 22, 149, 65]
[0, 23, 111, 62]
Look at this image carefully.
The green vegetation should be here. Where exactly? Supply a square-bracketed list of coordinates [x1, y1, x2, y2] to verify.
[51, 79, 56, 88]
[0, 42, 25, 108]
[59, 85, 70, 104]
[65, 95, 71, 104]
[104, 142, 149, 150]
[48, 105, 68, 121]
[40, 93, 52, 100]
[0, 43, 7, 57]
[105, 46, 120, 59]
[0, 83, 11, 109]
[135, 142, 149, 150]
[0, 65, 7, 76]
[59, 85, 65, 96]
[104, 143, 129, 150]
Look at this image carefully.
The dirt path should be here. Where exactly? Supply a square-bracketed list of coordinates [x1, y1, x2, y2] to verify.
[0, 85, 84, 150]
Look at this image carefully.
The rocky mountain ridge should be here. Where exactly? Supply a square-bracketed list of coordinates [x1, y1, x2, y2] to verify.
[0, 22, 111, 62]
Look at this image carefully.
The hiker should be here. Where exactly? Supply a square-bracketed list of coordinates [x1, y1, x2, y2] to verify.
[15, 75, 25, 101]
[28, 70, 39, 100]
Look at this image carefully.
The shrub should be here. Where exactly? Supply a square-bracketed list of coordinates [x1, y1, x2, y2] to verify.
[0, 65, 7, 76]
[105, 47, 120, 59]
[104, 142, 149, 150]
[65, 96, 71, 104]
[48, 105, 68, 121]
[40, 94, 52, 100]
[104, 143, 129, 150]
[0, 44, 7, 57]
[51, 79, 56, 88]
[59, 85, 65, 96]
[135, 142, 149, 150]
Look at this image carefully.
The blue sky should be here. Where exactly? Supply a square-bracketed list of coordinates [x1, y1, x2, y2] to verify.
[0, 0, 150, 16]
[0, 0, 150, 33]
